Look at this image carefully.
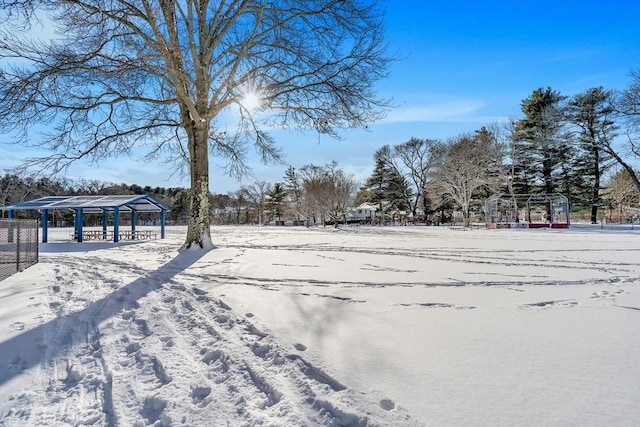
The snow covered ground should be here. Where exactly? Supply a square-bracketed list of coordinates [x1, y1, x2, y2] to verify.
[0, 224, 638, 426]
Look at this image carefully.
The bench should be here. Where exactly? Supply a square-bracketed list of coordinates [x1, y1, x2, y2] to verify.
[71, 230, 157, 241]
[118, 230, 158, 240]
[71, 230, 114, 240]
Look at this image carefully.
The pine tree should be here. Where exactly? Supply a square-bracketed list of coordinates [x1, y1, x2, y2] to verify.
[385, 167, 413, 212]
[362, 157, 388, 211]
[283, 166, 307, 224]
[265, 183, 287, 223]
[361, 155, 413, 215]
[566, 87, 617, 223]
[513, 87, 570, 196]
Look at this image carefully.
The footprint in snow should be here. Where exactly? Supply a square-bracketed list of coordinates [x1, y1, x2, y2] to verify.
[10, 321, 25, 331]
[521, 299, 579, 308]
[380, 398, 396, 411]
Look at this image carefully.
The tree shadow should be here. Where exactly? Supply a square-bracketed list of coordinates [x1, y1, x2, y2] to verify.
[0, 248, 210, 386]
[287, 289, 364, 356]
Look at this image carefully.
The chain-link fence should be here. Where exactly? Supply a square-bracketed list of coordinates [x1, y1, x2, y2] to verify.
[0, 219, 39, 282]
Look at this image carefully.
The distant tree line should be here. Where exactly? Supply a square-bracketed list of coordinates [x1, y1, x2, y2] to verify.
[352, 74, 640, 226]
[2, 71, 639, 227]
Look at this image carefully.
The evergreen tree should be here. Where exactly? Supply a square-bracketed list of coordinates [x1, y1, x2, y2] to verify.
[362, 157, 388, 211]
[566, 87, 617, 223]
[283, 166, 304, 223]
[385, 167, 412, 212]
[265, 183, 287, 222]
[361, 152, 413, 215]
[513, 87, 570, 196]
[556, 142, 592, 210]
[170, 190, 191, 223]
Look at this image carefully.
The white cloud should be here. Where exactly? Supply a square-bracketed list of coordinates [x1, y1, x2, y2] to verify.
[380, 100, 487, 124]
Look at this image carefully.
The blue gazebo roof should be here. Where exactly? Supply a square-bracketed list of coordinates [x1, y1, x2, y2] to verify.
[1, 194, 169, 213]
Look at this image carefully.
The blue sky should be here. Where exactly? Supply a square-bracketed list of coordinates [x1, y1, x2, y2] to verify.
[2, 0, 639, 194]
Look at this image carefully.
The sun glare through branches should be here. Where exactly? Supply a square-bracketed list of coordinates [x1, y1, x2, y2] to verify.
[241, 90, 263, 111]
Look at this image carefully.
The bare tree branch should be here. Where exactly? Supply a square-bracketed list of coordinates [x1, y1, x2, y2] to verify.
[0, 0, 393, 246]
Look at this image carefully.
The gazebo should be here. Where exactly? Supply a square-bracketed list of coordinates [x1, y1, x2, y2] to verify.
[485, 193, 570, 229]
[1, 195, 169, 243]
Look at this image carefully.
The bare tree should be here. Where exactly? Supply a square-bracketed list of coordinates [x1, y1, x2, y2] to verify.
[501, 119, 521, 221]
[393, 138, 438, 220]
[0, 173, 29, 212]
[0, 1, 392, 248]
[321, 163, 359, 227]
[614, 68, 640, 191]
[299, 164, 327, 225]
[603, 168, 640, 223]
[242, 180, 271, 226]
[434, 128, 504, 227]
[298, 162, 357, 227]
[228, 189, 249, 224]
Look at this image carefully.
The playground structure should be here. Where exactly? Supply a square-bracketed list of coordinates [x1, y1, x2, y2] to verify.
[485, 193, 570, 229]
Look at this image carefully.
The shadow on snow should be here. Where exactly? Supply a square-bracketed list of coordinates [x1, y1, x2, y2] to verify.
[0, 248, 210, 387]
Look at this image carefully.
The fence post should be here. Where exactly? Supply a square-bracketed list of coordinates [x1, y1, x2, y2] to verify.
[36, 223, 39, 265]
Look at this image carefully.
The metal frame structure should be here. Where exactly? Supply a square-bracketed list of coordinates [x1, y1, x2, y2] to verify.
[485, 193, 569, 229]
[0, 195, 169, 242]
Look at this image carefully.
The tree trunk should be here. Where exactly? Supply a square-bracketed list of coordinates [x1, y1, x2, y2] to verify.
[590, 201, 599, 224]
[590, 144, 601, 224]
[421, 192, 428, 222]
[184, 120, 212, 249]
[463, 204, 470, 228]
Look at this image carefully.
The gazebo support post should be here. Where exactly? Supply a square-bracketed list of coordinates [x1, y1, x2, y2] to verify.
[113, 207, 120, 243]
[102, 211, 108, 239]
[41, 209, 48, 243]
[75, 208, 84, 242]
[160, 210, 166, 239]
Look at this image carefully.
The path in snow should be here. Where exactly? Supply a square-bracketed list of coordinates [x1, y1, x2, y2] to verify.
[0, 231, 415, 426]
